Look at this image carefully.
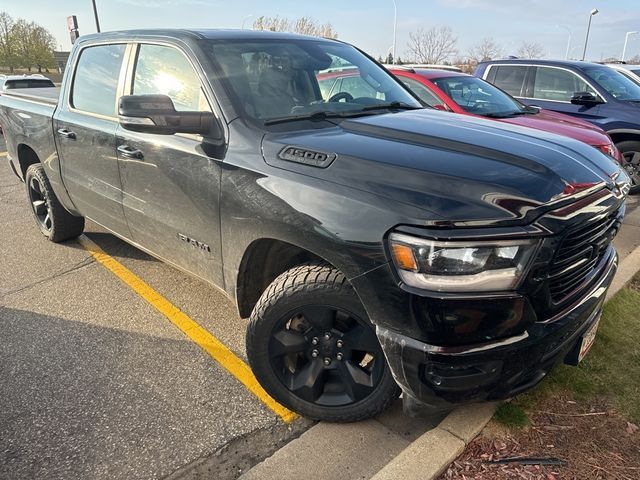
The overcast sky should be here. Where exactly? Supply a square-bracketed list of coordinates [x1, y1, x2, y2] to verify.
[3, 0, 640, 61]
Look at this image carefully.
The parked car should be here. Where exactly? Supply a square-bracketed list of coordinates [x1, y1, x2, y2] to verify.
[604, 63, 640, 85]
[475, 59, 640, 192]
[0, 29, 630, 422]
[0, 74, 54, 92]
[385, 67, 620, 162]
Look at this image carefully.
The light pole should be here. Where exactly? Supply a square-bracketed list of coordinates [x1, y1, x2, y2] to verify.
[581, 8, 598, 61]
[557, 25, 571, 60]
[391, 0, 397, 65]
[622, 31, 639, 62]
[91, 0, 101, 33]
[241, 14, 254, 30]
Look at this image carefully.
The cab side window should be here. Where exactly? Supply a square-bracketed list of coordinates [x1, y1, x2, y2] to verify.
[532, 67, 597, 102]
[132, 44, 210, 112]
[491, 66, 526, 97]
[71, 44, 126, 116]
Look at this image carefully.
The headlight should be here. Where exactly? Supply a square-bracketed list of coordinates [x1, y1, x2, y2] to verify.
[388, 233, 538, 292]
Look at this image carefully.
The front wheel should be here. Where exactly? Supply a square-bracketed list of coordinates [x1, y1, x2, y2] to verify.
[246, 263, 399, 422]
[616, 140, 640, 194]
[25, 164, 85, 242]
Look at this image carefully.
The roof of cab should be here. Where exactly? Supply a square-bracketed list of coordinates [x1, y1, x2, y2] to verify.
[76, 28, 338, 44]
[477, 58, 606, 70]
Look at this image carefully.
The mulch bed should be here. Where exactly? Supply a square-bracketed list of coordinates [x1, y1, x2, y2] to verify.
[438, 393, 640, 479]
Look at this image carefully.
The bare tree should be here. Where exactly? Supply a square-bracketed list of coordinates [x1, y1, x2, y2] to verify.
[252, 15, 337, 38]
[467, 37, 504, 64]
[517, 41, 545, 59]
[629, 54, 640, 63]
[406, 26, 458, 64]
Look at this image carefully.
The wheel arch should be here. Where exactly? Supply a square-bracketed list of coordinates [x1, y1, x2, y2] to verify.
[16, 143, 41, 179]
[607, 129, 640, 146]
[235, 238, 341, 319]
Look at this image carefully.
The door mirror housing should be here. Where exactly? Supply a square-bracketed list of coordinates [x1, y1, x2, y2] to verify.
[118, 94, 221, 137]
[570, 91, 602, 106]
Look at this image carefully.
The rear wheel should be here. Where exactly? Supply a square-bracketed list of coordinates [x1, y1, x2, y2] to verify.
[25, 164, 85, 242]
[616, 140, 640, 194]
[246, 263, 399, 422]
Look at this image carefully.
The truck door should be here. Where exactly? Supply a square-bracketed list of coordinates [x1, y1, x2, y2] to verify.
[54, 43, 131, 236]
[115, 43, 224, 286]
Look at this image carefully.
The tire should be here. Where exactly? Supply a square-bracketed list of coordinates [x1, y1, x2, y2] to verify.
[616, 140, 640, 194]
[246, 262, 399, 422]
[25, 163, 85, 242]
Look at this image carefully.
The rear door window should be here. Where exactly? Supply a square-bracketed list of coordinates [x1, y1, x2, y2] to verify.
[532, 66, 597, 102]
[71, 44, 126, 117]
[490, 66, 526, 96]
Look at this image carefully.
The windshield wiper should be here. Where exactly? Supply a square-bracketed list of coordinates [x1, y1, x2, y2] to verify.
[360, 101, 424, 112]
[483, 111, 527, 118]
[263, 111, 348, 126]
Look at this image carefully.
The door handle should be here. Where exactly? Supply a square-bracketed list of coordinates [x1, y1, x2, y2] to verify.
[117, 145, 144, 160]
[57, 128, 76, 140]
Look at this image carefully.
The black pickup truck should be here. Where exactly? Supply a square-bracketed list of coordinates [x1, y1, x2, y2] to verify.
[0, 29, 631, 422]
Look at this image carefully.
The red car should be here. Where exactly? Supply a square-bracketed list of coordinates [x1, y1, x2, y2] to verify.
[316, 68, 620, 161]
[388, 68, 621, 160]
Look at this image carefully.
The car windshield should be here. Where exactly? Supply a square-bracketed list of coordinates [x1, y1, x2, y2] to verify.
[430, 75, 527, 117]
[583, 66, 640, 101]
[201, 38, 421, 123]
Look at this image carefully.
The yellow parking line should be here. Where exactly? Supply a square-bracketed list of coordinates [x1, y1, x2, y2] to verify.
[76, 235, 297, 423]
[0, 152, 7, 157]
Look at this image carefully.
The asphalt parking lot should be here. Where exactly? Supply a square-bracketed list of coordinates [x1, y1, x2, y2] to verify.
[1, 137, 639, 480]
[0, 138, 309, 480]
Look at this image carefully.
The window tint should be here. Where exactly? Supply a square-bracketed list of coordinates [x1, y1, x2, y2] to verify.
[491, 66, 526, 96]
[532, 67, 596, 102]
[72, 44, 126, 116]
[133, 44, 208, 111]
[399, 76, 446, 107]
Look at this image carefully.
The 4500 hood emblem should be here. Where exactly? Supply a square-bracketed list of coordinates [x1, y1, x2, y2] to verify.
[178, 233, 211, 253]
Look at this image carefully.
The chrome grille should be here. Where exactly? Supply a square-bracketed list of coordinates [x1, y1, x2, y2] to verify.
[548, 210, 620, 302]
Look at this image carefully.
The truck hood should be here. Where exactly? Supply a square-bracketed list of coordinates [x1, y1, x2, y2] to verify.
[261, 109, 625, 223]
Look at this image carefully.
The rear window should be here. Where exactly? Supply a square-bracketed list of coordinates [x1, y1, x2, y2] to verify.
[490, 66, 526, 96]
[5, 79, 54, 89]
[71, 44, 126, 117]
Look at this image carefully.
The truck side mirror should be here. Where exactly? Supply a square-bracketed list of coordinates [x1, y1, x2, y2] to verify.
[570, 91, 602, 106]
[118, 94, 221, 137]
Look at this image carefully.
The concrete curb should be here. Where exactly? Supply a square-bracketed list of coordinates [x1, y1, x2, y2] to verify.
[607, 244, 640, 300]
[370, 403, 496, 480]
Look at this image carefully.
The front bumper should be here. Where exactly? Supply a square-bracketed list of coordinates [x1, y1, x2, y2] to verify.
[376, 249, 617, 415]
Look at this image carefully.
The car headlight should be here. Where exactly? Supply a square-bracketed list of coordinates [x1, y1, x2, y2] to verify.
[388, 233, 538, 292]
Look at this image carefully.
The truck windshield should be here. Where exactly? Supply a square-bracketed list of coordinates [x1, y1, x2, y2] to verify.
[431, 75, 529, 118]
[583, 66, 640, 101]
[201, 38, 422, 123]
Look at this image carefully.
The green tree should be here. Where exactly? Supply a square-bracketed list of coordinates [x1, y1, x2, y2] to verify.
[0, 11, 17, 72]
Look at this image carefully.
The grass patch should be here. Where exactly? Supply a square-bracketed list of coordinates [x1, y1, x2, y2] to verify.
[513, 281, 640, 422]
[494, 402, 529, 428]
